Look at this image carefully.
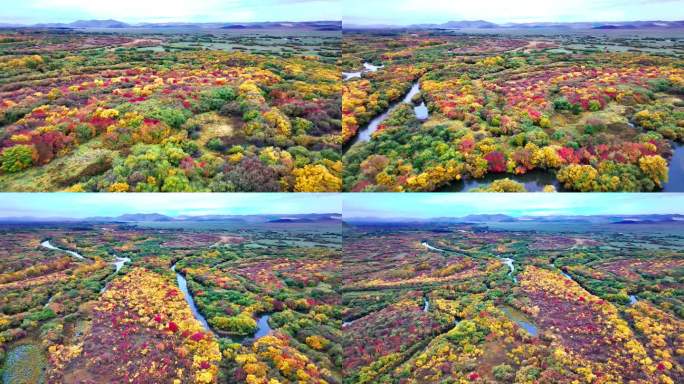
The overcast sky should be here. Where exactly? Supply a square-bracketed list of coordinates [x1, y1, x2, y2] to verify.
[343, 194, 684, 218]
[1, 0, 340, 24]
[0, 193, 341, 218]
[344, 0, 684, 25]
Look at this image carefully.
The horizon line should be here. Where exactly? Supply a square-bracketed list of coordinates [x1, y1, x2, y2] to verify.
[342, 18, 684, 26]
[0, 19, 341, 26]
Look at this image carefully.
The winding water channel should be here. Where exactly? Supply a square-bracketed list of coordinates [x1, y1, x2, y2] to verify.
[171, 262, 272, 342]
[421, 241, 445, 252]
[347, 81, 428, 149]
[113, 256, 131, 273]
[342, 62, 383, 81]
[40, 240, 84, 260]
[171, 263, 215, 334]
[499, 257, 517, 283]
[560, 268, 639, 306]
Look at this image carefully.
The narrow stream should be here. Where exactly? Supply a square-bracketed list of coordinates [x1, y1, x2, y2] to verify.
[100, 255, 132, 293]
[43, 295, 54, 308]
[235, 314, 274, 344]
[499, 257, 517, 283]
[560, 266, 639, 306]
[171, 263, 215, 335]
[560, 270, 573, 280]
[421, 241, 446, 252]
[346, 80, 428, 149]
[113, 256, 131, 273]
[423, 297, 430, 312]
[342, 62, 383, 81]
[40, 240, 84, 260]
[171, 262, 272, 341]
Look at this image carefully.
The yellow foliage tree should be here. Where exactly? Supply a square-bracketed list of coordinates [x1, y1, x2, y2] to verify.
[293, 165, 342, 192]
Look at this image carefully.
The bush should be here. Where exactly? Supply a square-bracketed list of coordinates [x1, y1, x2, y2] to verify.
[211, 314, 257, 335]
[26, 309, 55, 322]
[472, 178, 527, 192]
[0, 144, 36, 173]
[0, 105, 32, 126]
[206, 137, 224, 152]
[145, 107, 190, 129]
[493, 364, 515, 381]
[553, 98, 572, 111]
[75, 123, 95, 142]
[243, 109, 260, 122]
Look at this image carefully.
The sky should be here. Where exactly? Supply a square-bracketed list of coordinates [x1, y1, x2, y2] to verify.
[344, 0, 684, 25]
[0, 193, 341, 218]
[0, 0, 340, 24]
[343, 193, 684, 218]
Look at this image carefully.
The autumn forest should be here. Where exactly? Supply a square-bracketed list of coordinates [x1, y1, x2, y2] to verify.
[1, 23, 683, 191]
[1, 212, 682, 384]
[1, 0, 684, 382]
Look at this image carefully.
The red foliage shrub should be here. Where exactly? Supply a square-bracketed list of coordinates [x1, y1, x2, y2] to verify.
[484, 151, 507, 173]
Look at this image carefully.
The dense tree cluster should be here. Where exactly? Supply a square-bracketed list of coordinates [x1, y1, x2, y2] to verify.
[0, 31, 341, 191]
[342, 32, 684, 191]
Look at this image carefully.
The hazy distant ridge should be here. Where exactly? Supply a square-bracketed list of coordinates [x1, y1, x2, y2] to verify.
[346, 214, 684, 224]
[0, 213, 342, 224]
[16, 19, 341, 30]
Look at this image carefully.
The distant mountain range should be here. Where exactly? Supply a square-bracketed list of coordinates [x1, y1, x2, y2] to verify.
[5, 19, 341, 31]
[345, 19, 684, 30]
[346, 214, 684, 225]
[0, 213, 342, 224]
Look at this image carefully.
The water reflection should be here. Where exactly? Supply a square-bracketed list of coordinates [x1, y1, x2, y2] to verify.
[439, 170, 561, 192]
[663, 143, 684, 192]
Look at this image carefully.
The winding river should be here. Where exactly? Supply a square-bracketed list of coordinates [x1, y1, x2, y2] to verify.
[499, 257, 517, 283]
[113, 256, 131, 273]
[40, 240, 84, 260]
[421, 241, 446, 252]
[346, 80, 429, 150]
[100, 255, 132, 293]
[171, 262, 272, 342]
[235, 314, 274, 344]
[342, 62, 383, 81]
[561, 268, 639, 306]
[171, 263, 215, 334]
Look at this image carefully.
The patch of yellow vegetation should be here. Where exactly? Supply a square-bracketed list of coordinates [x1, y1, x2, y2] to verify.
[189, 112, 235, 146]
